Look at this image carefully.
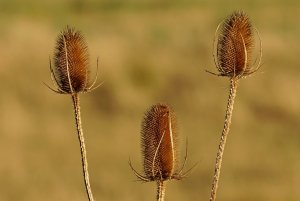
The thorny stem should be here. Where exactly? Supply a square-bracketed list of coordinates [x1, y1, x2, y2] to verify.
[209, 78, 238, 201]
[72, 94, 95, 201]
[157, 181, 166, 201]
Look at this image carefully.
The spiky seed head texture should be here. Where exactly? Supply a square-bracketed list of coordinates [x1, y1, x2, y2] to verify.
[216, 11, 254, 78]
[141, 103, 178, 181]
[53, 26, 89, 94]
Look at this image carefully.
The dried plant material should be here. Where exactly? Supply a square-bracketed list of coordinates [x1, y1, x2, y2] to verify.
[130, 104, 193, 201]
[208, 11, 262, 201]
[208, 11, 262, 79]
[46, 26, 100, 201]
[141, 104, 178, 180]
[46, 26, 100, 94]
[53, 27, 89, 93]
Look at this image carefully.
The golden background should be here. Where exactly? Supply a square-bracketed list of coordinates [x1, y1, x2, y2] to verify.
[0, 0, 299, 200]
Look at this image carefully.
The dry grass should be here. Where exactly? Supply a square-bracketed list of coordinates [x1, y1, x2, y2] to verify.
[0, 1, 300, 201]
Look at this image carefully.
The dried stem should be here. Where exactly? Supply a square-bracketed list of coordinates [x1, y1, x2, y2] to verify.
[157, 181, 166, 201]
[209, 78, 238, 201]
[72, 94, 94, 201]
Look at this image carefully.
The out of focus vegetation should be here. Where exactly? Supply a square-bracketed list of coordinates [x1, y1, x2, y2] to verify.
[0, 0, 300, 201]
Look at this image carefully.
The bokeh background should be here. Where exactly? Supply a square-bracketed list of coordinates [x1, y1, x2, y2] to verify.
[1, 0, 300, 200]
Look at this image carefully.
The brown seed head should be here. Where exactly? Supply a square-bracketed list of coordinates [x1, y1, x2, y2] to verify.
[215, 11, 259, 78]
[53, 26, 90, 94]
[141, 103, 178, 181]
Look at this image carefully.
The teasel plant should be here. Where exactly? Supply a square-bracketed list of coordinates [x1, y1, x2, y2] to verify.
[129, 104, 194, 201]
[45, 26, 101, 201]
[206, 11, 262, 201]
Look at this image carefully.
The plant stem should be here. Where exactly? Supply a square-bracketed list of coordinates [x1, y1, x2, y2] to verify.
[209, 78, 238, 201]
[157, 181, 166, 201]
[72, 94, 95, 201]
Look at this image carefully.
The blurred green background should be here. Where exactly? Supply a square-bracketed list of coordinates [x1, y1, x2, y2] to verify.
[0, 0, 300, 201]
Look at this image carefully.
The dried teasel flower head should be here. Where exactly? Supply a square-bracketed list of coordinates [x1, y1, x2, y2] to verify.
[130, 104, 192, 182]
[210, 11, 262, 79]
[47, 26, 100, 94]
[142, 104, 178, 180]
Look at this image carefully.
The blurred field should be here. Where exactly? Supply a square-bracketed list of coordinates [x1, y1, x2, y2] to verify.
[0, 0, 300, 201]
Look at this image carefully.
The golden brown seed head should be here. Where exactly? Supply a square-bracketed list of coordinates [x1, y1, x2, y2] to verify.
[216, 11, 255, 78]
[53, 26, 89, 94]
[141, 103, 178, 181]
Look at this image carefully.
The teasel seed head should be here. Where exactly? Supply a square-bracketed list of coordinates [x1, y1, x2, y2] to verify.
[47, 26, 100, 94]
[141, 104, 178, 181]
[129, 103, 193, 182]
[210, 11, 262, 79]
